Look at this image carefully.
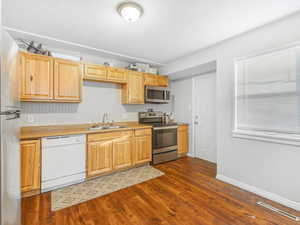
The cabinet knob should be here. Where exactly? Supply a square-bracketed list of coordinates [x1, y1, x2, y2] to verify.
[30, 75, 34, 82]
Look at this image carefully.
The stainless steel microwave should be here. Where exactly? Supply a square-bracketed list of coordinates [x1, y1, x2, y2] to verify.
[145, 86, 170, 104]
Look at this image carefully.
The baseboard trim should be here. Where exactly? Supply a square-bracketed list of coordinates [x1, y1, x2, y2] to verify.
[216, 174, 300, 211]
[187, 152, 194, 157]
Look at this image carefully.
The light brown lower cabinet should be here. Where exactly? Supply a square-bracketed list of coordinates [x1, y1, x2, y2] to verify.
[134, 134, 152, 164]
[178, 125, 189, 155]
[20, 129, 152, 196]
[21, 139, 41, 196]
[113, 137, 133, 169]
[87, 129, 152, 178]
[87, 140, 113, 177]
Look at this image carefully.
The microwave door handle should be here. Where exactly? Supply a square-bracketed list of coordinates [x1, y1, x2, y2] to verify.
[164, 90, 169, 101]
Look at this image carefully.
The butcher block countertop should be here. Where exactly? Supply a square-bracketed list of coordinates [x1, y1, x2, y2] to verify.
[20, 122, 153, 139]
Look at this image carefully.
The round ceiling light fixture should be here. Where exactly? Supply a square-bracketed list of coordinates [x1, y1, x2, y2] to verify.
[117, 2, 143, 22]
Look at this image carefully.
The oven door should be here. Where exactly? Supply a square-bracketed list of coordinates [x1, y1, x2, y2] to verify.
[145, 87, 168, 103]
[152, 126, 177, 152]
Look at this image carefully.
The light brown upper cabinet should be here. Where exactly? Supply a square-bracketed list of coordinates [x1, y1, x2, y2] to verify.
[157, 75, 169, 87]
[144, 73, 157, 86]
[20, 52, 82, 102]
[84, 63, 107, 82]
[21, 52, 168, 104]
[107, 67, 127, 83]
[144, 73, 169, 87]
[21, 139, 41, 195]
[122, 71, 145, 104]
[21, 52, 53, 101]
[54, 58, 82, 102]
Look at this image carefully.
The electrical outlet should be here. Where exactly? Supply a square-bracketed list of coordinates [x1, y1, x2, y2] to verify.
[27, 115, 34, 123]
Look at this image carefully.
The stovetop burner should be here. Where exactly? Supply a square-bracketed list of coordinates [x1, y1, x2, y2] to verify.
[138, 111, 177, 128]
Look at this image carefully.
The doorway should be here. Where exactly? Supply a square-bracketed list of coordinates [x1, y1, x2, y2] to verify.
[192, 72, 217, 163]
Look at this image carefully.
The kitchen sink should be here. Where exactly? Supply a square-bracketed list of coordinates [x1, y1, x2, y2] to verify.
[88, 125, 128, 130]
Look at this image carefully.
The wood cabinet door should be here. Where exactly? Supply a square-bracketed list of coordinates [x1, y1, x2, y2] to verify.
[21, 53, 53, 100]
[107, 67, 127, 83]
[144, 73, 157, 86]
[134, 135, 152, 164]
[54, 59, 82, 102]
[21, 140, 41, 192]
[128, 71, 144, 104]
[157, 76, 169, 87]
[144, 73, 169, 87]
[178, 126, 189, 154]
[113, 137, 133, 169]
[87, 140, 113, 177]
[84, 64, 107, 81]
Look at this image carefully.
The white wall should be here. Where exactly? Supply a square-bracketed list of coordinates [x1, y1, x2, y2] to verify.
[21, 81, 172, 126]
[21, 52, 171, 126]
[171, 78, 193, 154]
[163, 12, 300, 210]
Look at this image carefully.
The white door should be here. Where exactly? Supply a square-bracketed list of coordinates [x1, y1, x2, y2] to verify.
[193, 73, 217, 163]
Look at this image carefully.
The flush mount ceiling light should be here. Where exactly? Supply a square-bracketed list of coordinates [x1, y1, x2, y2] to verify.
[117, 2, 143, 22]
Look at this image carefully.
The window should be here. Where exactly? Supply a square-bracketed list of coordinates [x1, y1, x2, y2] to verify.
[233, 45, 300, 145]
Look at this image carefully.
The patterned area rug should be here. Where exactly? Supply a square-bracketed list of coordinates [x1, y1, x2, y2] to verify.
[51, 165, 164, 211]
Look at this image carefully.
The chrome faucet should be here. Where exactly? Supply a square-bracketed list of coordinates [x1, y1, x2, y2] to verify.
[102, 113, 109, 125]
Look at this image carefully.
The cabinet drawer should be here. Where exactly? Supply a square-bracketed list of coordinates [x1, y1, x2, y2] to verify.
[135, 129, 151, 137]
[88, 130, 133, 142]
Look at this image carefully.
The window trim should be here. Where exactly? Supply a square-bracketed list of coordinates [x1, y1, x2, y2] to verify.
[232, 129, 300, 146]
[233, 42, 300, 146]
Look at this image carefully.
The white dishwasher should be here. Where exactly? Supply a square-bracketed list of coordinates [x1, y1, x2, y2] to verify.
[42, 134, 86, 193]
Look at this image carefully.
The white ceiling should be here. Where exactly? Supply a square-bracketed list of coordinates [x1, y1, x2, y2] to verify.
[3, 0, 300, 65]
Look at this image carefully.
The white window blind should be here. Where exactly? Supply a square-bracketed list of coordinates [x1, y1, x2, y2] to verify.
[235, 46, 300, 135]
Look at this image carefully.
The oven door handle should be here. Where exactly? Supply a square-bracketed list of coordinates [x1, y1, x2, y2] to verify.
[153, 126, 178, 130]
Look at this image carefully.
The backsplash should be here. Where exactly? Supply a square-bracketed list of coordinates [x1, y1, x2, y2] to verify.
[20, 81, 172, 127]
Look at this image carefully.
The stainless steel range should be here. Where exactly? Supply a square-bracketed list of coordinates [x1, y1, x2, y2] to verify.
[138, 111, 178, 165]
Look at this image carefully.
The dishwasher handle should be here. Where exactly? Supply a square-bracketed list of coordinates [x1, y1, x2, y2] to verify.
[42, 134, 86, 147]
[44, 136, 72, 140]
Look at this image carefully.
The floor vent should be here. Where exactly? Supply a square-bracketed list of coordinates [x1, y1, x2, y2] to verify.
[256, 201, 300, 222]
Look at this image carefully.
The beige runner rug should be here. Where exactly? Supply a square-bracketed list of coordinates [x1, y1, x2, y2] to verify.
[51, 165, 164, 211]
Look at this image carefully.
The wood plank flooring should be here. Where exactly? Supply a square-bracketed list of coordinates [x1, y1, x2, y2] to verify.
[22, 157, 300, 225]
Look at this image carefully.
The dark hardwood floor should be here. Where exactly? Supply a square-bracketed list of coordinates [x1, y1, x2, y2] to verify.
[22, 157, 300, 225]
